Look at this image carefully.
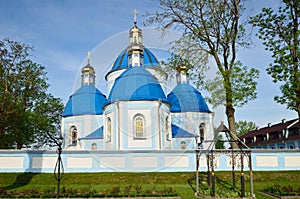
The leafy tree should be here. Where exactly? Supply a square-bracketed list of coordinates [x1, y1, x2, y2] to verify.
[215, 133, 225, 149]
[205, 61, 259, 108]
[250, 0, 300, 118]
[145, 0, 259, 147]
[235, 120, 258, 136]
[159, 52, 209, 88]
[0, 38, 64, 149]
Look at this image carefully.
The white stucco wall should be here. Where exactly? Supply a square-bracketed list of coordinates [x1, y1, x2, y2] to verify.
[1, 150, 300, 172]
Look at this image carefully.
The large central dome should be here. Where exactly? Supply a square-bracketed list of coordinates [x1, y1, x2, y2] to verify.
[107, 66, 167, 104]
[106, 48, 159, 77]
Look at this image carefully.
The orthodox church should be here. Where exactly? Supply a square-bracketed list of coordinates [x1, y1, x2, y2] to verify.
[60, 16, 214, 152]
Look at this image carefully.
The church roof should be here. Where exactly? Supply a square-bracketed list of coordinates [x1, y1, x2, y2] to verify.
[62, 85, 107, 117]
[172, 124, 195, 138]
[81, 126, 103, 140]
[107, 66, 167, 104]
[106, 48, 159, 78]
[167, 83, 211, 113]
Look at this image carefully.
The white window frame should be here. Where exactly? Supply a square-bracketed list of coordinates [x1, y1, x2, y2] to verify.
[70, 126, 78, 146]
[133, 114, 146, 139]
[106, 117, 112, 142]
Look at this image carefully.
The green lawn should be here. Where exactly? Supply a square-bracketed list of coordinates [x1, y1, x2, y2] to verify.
[0, 171, 299, 198]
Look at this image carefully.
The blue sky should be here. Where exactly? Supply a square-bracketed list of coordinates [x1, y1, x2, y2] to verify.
[0, 0, 297, 128]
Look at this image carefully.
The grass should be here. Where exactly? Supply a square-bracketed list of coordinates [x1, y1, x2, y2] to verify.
[0, 171, 299, 198]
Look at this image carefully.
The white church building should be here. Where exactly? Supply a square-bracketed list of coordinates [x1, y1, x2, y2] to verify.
[1, 17, 300, 173]
[57, 17, 214, 171]
[61, 19, 214, 153]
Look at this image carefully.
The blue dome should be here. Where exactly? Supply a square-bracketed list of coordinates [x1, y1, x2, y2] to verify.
[107, 66, 167, 104]
[167, 83, 211, 113]
[62, 85, 107, 117]
[106, 48, 159, 77]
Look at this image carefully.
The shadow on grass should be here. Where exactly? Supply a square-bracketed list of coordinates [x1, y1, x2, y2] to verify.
[4, 173, 39, 190]
[187, 172, 209, 193]
[187, 174, 196, 192]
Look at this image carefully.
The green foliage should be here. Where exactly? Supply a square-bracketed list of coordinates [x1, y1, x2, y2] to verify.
[1, 171, 300, 199]
[0, 184, 176, 198]
[235, 120, 259, 136]
[215, 133, 225, 149]
[249, 1, 300, 112]
[145, 0, 259, 138]
[0, 38, 64, 149]
[264, 183, 300, 196]
[159, 50, 209, 89]
[205, 61, 259, 108]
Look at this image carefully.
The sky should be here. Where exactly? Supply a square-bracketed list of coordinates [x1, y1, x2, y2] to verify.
[0, 0, 297, 128]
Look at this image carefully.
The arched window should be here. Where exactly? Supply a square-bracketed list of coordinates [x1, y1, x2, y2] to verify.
[70, 126, 78, 146]
[134, 114, 145, 139]
[181, 141, 186, 150]
[199, 123, 205, 144]
[165, 116, 169, 132]
[165, 116, 170, 140]
[106, 117, 111, 142]
[92, 143, 97, 150]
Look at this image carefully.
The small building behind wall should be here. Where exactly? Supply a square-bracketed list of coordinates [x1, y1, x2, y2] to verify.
[239, 118, 300, 149]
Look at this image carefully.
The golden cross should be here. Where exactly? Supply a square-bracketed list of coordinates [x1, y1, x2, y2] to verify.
[133, 9, 139, 23]
[87, 51, 91, 64]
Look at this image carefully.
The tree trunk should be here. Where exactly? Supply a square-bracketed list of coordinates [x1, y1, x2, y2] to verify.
[224, 74, 238, 149]
[297, 101, 300, 123]
[226, 105, 238, 149]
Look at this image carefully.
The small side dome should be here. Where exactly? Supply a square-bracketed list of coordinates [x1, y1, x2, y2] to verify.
[81, 63, 95, 75]
[62, 85, 107, 117]
[107, 66, 167, 104]
[106, 48, 159, 77]
[167, 83, 211, 113]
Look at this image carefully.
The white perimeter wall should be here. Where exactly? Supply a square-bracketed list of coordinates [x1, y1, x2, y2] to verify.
[0, 149, 300, 172]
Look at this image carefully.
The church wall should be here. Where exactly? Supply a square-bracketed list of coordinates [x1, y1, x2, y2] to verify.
[104, 101, 170, 150]
[61, 115, 103, 150]
[81, 139, 103, 150]
[160, 104, 172, 150]
[103, 104, 117, 150]
[172, 138, 195, 150]
[1, 150, 300, 172]
[125, 108, 155, 149]
[171, 112, 214, 150]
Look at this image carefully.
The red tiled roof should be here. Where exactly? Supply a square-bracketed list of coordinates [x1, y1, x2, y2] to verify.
[239, 118, 300, 147]
[239, 119, 298, 138]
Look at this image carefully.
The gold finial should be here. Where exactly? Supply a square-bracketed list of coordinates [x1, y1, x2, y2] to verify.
[133, 9, 139, 24]
[176, 50, 187, 74]
[179, 50, 183, 58]
[87, 51, 91, 64]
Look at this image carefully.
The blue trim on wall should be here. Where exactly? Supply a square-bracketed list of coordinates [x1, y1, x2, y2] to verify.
[1, 150, 300, 172]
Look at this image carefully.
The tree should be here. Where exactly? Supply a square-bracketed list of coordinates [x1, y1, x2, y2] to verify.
[250, 0, 300, 119]
[215, 133, 225, 149]
[146, 0, 259, 147]
[159, 52, 209, 88]
[235, 120, 258, 136]
[205, 61, 259, 109]
[0, 38, 64, 149]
